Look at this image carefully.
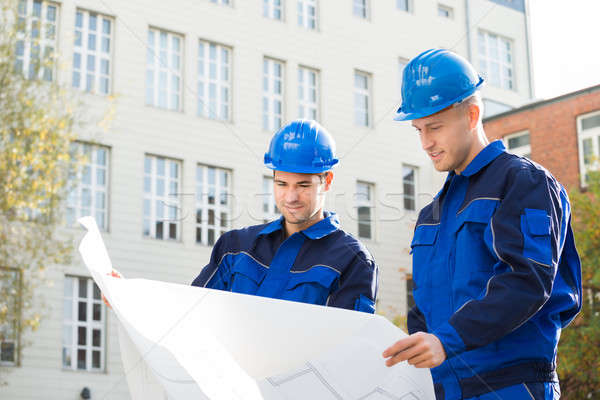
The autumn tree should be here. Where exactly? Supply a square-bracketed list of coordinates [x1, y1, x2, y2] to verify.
[557, 170, 600, 399]
[0, 0, 109, 379]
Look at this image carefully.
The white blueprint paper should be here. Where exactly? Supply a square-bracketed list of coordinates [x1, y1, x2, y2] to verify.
[78, 217, 435, 400]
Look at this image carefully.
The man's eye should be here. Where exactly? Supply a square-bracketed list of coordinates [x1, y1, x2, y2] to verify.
[299, 184, 311, 188]
[430, 126, 441, 131]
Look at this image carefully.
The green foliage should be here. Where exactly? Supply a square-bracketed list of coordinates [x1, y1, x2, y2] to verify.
[557, 171, 600, 399]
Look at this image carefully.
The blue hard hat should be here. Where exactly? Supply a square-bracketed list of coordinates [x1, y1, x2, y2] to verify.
[394, 48, 485, 121]
[264, 119, 339, 173]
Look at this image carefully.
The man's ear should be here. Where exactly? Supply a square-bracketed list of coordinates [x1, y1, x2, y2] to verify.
[467, 103, 480, 130]
[324, 171, 333, 190]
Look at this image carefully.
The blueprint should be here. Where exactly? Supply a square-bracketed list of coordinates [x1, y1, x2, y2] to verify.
[77, 217, 435, 400]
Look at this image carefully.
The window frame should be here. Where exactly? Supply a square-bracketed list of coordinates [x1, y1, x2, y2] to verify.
[437, 4, 454, 19]
[143, 154, 182, 241]
[67, 142, 110, 231]
[297, 65, 320, 120]
[353, 0, 370, 20]
[72, 9, 114, 95]
[62, 276, 106, 372]
[354, 70, 372, 128]
[297, 0, 318, 30]
[504, 130, 531, 158]
[15, 0, 60, 81]
[402, 164, 418, 212]
[197, 40, 232, 121]
[262, 57, 285, 131]
[262, 175, 281, 224]
[577, 110, 600, 187]
[478, 30, 515, 91]
[356, 180, 375, 240]
[0, 268, 21, 367]
[146, 27, 184, 111]
[195, 164, 233, 246]
[263, 0, 284, 20]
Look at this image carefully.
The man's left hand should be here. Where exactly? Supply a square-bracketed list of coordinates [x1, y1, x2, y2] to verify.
[382, 332, 446, 368]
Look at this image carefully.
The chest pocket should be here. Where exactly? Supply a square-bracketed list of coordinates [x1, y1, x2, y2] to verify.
[281, 266, 340, 305]
[230, 260, 267, 295]
[453, 199, 499, 308]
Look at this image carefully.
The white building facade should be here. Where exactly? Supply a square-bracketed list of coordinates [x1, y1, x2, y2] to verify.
[1, 0, 533, 398]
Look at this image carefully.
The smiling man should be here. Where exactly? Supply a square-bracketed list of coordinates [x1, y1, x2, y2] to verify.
[382, 49, 582, 400]
[191, 119, 378, 313]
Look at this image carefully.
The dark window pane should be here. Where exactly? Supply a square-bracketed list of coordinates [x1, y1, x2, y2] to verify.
[196, 209, 202, 224]
[220, 212, 227, 227]
[407, 278, 415, 309]
[208, 229, 215, 245]
[156, 221, 163, 239]
[358, 222, 371, 239]
[0, 342, 15, 362]
[92, 350, 100, 368]
[208, 209, 215, 225]
[78, 302, 87, 321]
[92, 329, 101, 347]
[404, 197, 416, 211]
[77, 349, 86, 369]
[93, 284, 101, 300]
[196, 227, 202, 243]
[582, 114, 600, 131]
[93, 303, 101, 321]
[78, 278, 87, 298]
[508, 133, 530, 149]
[78, 326, 86, 345]
[169, 223, 177, 239]
[358, 206, 371, 222]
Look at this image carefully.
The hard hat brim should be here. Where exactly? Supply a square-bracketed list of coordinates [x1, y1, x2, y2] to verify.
[394, 78, 485, 122]
[264, 160, 338, 174]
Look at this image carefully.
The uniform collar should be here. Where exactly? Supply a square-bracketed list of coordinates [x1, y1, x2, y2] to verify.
[460, 140, 506, 177]
[258, 211, 340, 240]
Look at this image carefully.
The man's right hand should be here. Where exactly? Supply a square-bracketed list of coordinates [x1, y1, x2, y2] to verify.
[102, 270, 123, 309]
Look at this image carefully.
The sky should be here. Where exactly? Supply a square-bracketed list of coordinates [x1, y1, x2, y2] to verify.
[529, 0, 600, 100]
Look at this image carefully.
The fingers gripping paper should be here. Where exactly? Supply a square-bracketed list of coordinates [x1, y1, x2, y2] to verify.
[78, 217, 435, 400]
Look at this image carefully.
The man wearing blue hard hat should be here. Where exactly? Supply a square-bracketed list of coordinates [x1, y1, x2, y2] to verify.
[191, 119, 378, 313]
[382, 49, 582, 399]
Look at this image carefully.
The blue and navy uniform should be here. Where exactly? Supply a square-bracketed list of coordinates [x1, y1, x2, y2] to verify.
[192, 212, 378, 313]
[408, 141, 582, 400]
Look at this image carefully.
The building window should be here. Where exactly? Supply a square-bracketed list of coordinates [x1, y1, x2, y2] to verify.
[198, 41, 231, 121]
[406, 274, 415, 310]
[143, 155, 181, 240]
[353, 0, 369, 19]
[196, 165, 231, 246]
[298, 0, 317, 30]
[438, 4, 454, 19]
[210, 0, 231, 5]
[478, 30, 514, 91]
[356, 181, 374, 239]
[62, 276, 105, 371]
[578, 111, 600, 186]
[72, 10, 113, 95]
[402, 165, 417, 211]
[146, 28, 183, 111]
[505, 131, 531, 158]
[67, 143, 109, 230]
[263, 0, 283, 20]
[398, 58, 408, 100]
[298, 66, 319, 120]
[397, 0, 411, 12]
[262, 175, 281, 224]
[263, 58, 284, 131]
[0, 269, 20, 366]
[354, 71, 371, 127]
[15, 0, 59, 81]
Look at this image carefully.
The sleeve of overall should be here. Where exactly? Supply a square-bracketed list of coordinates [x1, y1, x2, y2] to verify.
[433, 168, 562, 359]
[327, 255, 379, 313]
[407, 305, 428, 334]
[191, 234, 231, 289]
